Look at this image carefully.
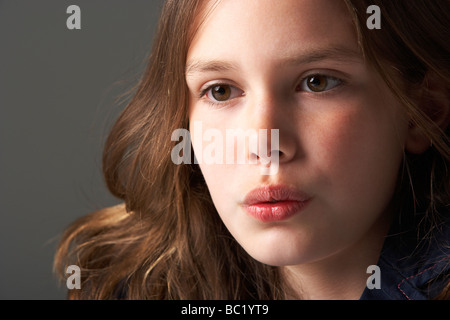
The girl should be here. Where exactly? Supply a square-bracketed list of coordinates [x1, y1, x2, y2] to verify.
[54, 0, 449, 300]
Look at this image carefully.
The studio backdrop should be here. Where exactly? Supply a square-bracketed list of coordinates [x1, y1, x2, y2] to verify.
[0, 0, 163, 299]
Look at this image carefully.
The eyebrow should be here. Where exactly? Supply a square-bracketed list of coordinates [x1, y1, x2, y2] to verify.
[185, 46, 363, 77]
[186, 60, 238, 77]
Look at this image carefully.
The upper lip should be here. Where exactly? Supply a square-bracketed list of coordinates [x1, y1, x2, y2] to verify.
[242, 185, 311, 206]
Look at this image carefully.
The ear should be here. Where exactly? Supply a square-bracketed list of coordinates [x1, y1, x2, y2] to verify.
[405, 72, 450, 154]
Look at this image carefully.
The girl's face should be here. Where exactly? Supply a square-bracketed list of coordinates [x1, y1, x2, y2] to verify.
[186, 0, 410, 267]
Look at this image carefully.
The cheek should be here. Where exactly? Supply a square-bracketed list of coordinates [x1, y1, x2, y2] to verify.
[194, 161, 245, 236]
[189, 112, 237, 213]
[308, 102, 406, 212]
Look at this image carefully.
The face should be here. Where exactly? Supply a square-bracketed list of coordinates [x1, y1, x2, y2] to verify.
[186, 0, 410, 267]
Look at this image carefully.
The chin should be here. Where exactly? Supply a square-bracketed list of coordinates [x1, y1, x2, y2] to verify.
[242, 231, 318, 267]
[249, 250, 311, 267]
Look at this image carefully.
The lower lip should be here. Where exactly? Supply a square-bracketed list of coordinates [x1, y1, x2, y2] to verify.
[243, 200, 310, 223]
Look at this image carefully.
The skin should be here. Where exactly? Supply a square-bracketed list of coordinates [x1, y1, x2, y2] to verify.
[185, 0, 416, 299]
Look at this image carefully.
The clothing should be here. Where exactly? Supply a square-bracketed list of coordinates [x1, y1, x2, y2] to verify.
[360, 214, 449, 300]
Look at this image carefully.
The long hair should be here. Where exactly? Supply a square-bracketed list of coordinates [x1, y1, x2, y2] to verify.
[54, 0, 450, 299]
[344, 0, 450, 299]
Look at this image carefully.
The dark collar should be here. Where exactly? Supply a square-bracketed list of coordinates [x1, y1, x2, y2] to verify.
[360, 214, 449, 300]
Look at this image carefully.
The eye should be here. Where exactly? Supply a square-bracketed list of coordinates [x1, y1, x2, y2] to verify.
[297, 74, 342, 93]
[203, 84, 244, 103]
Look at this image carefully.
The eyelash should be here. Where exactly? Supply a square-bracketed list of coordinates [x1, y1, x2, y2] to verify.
[199, 73, 345, 107]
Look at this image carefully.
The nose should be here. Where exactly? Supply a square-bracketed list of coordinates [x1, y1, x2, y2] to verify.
[242, 91, 298, 166]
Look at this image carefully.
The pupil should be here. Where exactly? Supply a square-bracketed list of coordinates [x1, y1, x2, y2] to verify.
[309, 77, 321, 86]
[308, 75, 326, 91]
[212, 85, 231, 101]
[215, 86, 226, 95]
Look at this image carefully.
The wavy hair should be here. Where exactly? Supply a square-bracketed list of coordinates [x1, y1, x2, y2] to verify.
[54, 0, 450, 299]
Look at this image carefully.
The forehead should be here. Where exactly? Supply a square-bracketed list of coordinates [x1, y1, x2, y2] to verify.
[187, 0, 359, 68]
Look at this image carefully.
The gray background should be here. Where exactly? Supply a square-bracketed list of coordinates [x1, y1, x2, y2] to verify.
[0, 0, 163, 299]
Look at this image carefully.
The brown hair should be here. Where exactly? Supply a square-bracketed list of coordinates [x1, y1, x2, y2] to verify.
[54, 0, 449, 299]
[343, 0, 450, 300]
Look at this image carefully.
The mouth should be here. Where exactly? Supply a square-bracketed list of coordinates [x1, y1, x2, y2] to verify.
[241, 185, 311, 222]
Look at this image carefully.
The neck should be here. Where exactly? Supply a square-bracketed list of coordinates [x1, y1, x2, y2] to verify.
[282, 210, 392, 300]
